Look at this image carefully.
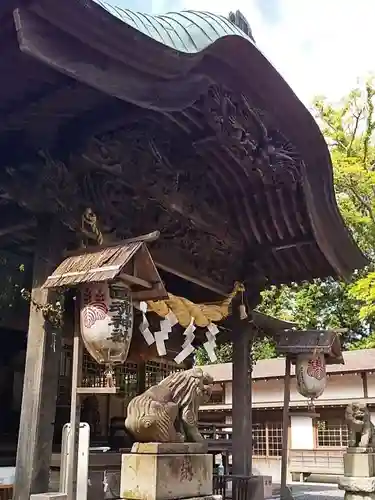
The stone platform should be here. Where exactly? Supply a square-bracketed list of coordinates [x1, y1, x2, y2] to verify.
[120, 442, 214, 500]
[339, 448, 375, 500]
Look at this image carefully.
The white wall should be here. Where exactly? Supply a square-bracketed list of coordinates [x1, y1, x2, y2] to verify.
[224, 383, 232, 404]
[367, 374, 375, 398]
[290, 415, 314, 450]
[253, 379, 284, 404]
[301, 373, 362, 401]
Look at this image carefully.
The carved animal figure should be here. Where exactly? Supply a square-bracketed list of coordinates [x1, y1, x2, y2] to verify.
[345, 402, 375, 448]
[124, 367, 214, 443]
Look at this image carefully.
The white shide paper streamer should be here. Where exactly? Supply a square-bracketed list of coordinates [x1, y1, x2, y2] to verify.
[139, 301, 155, 346]
[174, 317, 196, 364]
[203, 322, 219, 362]
[174, 343, 195, 364]
[154, 309, 179, 356]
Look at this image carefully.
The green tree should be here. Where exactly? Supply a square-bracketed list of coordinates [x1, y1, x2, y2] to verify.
[0, 252, 30, 325]
[195, 335, 277, 366]
[312, 79, 375, 333]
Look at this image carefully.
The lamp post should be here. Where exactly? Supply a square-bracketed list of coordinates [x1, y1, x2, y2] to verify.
[276, 329, 346, 500]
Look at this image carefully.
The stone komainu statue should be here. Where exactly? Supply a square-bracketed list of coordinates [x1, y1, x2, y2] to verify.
[125, 367, 214, 443]
[345, 402, 375, 448]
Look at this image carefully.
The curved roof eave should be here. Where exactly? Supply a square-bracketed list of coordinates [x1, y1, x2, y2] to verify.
[93, 1, 256, 52]
[20, 0, 369, 280]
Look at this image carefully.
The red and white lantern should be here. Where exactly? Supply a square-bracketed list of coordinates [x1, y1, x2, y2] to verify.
[79, 282, 134, 366]
[295, 352, 327, 400]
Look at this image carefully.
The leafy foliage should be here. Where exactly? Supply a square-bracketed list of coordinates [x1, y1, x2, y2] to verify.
[312, 79, 375, 335]
[194, 334, 277, 366]
[257, 279, 366, 345]
[347, 331, 375, 350]
[0, 252, 30, 324]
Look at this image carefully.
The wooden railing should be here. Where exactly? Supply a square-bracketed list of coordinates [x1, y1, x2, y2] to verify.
[0, 486, 12, 500]
[213, 475, 264, 500]
[199, 422, 232, 440]
[289, 448, 345, 477]
[199, 423, 233, 451]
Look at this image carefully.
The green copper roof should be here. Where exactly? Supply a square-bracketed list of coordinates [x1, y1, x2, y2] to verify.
[94, 1, 255, 53]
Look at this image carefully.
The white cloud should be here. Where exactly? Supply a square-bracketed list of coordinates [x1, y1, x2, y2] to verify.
[154, 0, 375, 107]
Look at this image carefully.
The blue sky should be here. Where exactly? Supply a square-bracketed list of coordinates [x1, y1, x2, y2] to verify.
[106, 0, 374, 106]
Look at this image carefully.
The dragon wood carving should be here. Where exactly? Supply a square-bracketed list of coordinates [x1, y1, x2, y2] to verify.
[0, 84, 303, 289]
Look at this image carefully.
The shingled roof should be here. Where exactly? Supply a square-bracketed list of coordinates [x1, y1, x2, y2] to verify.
[201, 348, 375, 382]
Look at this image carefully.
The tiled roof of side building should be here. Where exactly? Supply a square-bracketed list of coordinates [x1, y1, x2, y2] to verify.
[200, 348, 375, 382]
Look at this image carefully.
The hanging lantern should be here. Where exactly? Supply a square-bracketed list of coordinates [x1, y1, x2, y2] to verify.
[79, 281, 134, 375]
[295, 352, 327, 401]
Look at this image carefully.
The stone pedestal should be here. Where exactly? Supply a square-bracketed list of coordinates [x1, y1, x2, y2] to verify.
[120, 442, 217, 500]
[339, 449, 375, 500]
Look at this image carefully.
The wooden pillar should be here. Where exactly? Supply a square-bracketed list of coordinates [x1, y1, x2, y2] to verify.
[14, 217, 65, 500]
[232, 320, 252, 476]
[137, 361, 146, 394]
[67, 303, 83, 500]
[280, 356, 292, 500]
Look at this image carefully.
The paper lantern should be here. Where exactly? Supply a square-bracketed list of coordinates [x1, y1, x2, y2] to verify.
[79, 282, 134, 366]
[295, 353, 327, 400]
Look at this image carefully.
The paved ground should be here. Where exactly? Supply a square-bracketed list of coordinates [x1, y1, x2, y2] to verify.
[277, 483, 344, 499]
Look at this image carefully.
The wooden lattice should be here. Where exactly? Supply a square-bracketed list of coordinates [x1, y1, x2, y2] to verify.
[317, 420, 348, 448]
[253, 422, 283, 457]
[145, 360, 184, 388]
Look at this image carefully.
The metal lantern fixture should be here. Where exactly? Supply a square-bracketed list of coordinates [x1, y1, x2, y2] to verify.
[276, 329, 345, 500]
[277, 329, 344, 409]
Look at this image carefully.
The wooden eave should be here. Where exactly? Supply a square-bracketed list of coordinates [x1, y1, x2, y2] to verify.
[0, 0, 367, 297]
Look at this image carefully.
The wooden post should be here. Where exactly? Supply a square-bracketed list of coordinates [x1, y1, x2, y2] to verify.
[67, 300, 83, 500]
[232, 320, 252, 476]
[137, 361, 146, 394]
[280, 356, 292, 500]
[14, 216, 65, 500]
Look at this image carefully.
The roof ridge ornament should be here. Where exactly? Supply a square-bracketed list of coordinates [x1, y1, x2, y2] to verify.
[228, 10, 255, 43]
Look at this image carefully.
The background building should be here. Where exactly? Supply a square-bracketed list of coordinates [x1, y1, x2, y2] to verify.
[199, 349, 375, 482]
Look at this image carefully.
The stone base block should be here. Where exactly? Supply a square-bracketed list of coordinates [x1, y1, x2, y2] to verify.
[120, 442, 213, 500]
[344, 494, 375, 500]
[30, 494, 67, 500]
[339, 476, 375, 493]
[131, 442, 208, 454]
[344, 453, 375, 477]
[248, 476, 265, 500]
[347, 448, 375, 454]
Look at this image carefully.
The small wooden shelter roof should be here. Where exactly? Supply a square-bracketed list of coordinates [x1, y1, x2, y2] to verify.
[44, 242, 142, 288]
[276, 329, 344, 364]
[0, 0, 367, 297]
[42, 232, 168, 300]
